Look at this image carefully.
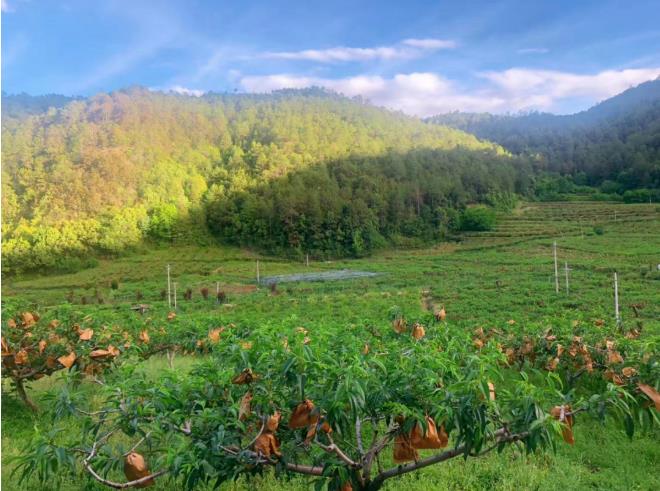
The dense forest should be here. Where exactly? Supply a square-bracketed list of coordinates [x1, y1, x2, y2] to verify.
[427, 79, 660, 193]
[208, 149, 529, 257]
[2, 88, 518, 273]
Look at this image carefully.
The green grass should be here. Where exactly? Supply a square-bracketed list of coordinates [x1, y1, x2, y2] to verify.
[2, 201, 659, 490]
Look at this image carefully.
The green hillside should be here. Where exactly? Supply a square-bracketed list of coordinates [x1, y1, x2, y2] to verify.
[1, 88, 517, 273]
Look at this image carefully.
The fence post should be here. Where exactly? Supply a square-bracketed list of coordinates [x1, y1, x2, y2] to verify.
[306, 254, 309, 267]
[564, 261, 569, 295]
[216, 281, 220, 303]
[167, 264, 171, 308]
[553, 241, 559, 294]
[173, 282, 177, 310]
[256, 260, 260, 285]
[614, 272, 620, 325]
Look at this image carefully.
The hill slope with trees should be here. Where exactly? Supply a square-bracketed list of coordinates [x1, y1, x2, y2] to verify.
[2, 88, 524, 273]
[427, 79, 660, 193]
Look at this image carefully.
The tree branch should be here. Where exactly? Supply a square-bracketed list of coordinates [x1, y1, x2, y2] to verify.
[123, 432, 151, 457]
[356, 418, 365, 455]
[368, 428, 529, 489]
[315, 433, 359, 468]
[79, 430, 167, 489]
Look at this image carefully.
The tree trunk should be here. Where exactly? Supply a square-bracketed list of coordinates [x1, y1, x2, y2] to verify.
[15, 377, 38, 412]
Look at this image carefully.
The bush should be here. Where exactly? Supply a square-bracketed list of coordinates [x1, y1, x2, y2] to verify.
[50, 256, 99, 274]
[591, 192, 623, 202]
[110, 279, 119, 290]
[623, 189, 659, 204]
[593, 226, 605, 235]
[460, 206, 497, 231]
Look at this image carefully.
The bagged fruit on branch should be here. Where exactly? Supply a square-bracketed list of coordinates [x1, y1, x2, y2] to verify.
[393, 434, 419, 463]
[288, 399, 316, 429]
[550, 405, 575, 444]
[410, 416, 448, 449]
[123, 452, 155, 488]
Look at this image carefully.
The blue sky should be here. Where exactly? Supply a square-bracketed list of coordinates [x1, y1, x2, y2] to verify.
[2, 0, 660, 115]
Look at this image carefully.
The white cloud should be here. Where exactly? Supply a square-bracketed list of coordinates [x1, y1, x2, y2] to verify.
[481, 67, 660, 100]
[517, 48, 550, 54]
[241, 72, 498, 116]
[2, 0, 13, 12]
[240, 67, 660, 116]
[403, 38, 457, 49]
[261, 38, 455, 63]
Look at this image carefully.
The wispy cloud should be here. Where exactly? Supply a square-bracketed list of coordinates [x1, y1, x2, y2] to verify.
[240, 67, 660, 116]
[517, 48, 550, 54]
[402, 38, 457, 49]
[2, 0, 13, 13]
[261, 38, 455, 63]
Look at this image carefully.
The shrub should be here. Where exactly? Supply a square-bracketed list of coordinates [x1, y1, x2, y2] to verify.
[593, 226, 605, 235]
[623, 189, 659, 203]
[217, 291, 227, 303]
[460, 206, 497, 231]
[110, 279, 119, 290]
[200, 287, 209, 300]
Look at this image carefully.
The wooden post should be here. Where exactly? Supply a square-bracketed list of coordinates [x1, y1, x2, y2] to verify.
[564, 261, 569, 295]
[167, 264, 171, 308]
[256, 260, 260, 285]
[173, 282, 177, 310]
[216, 281, 220, 303]
[306, 254, 309, 267]
[553, 241, 559, 294]
[614, 272, 620, 325]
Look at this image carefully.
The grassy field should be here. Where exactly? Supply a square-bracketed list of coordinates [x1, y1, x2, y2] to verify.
[2, 201, 659, 490]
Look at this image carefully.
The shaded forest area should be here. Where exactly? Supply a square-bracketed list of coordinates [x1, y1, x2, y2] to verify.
[427, 79, 660, 195]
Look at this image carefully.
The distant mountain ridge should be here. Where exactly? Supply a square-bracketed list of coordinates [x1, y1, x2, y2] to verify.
[426, 79, 660, 189]
[1, 92, 82, 120]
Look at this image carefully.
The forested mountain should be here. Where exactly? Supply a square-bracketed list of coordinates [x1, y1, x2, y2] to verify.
[1, 92, 82, 120]
[427, 79, 660, 190]
[2, 87, 525, 273]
